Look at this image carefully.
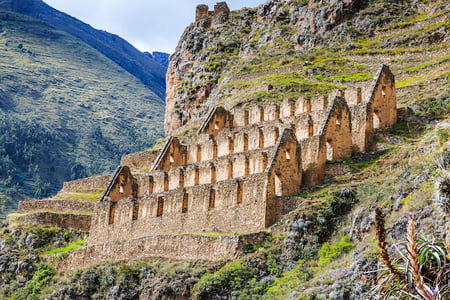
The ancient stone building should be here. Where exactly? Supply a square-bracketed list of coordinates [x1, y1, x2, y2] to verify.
[88, 64, 396, 245]
[11, 64, 396, 267]
[195, 2, 230, 28]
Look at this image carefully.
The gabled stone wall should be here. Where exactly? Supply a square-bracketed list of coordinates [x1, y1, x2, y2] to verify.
[10, 65, 396, 266]
[90, 64, 396, 246]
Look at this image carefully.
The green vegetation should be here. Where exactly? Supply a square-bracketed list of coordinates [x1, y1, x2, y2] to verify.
[221, 72, 343, 107]
[43, 239, 87, 255]
[8, 211, 92, 219]
[372, 210, 450, 298]
[55, 191, 104, 202]
[317, 236, 354, 266]
[0, 11, 164, 219]
[263, 261, 312, 299]
[11, 263, 56, 300]
[192, 259, 257, 299]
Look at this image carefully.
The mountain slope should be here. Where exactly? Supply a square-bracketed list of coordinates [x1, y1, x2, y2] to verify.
[0, 0, 167, 99]
[0, 11, 165, 219]
[165, 0, 449, 135]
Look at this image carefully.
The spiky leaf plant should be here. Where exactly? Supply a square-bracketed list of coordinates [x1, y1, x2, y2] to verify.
[371, 210, 450, 299]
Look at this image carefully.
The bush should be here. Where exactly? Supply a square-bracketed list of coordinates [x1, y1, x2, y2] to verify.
[12, 263, 55, 300]
[317, 236, 355, 267]
[192, 259, 256, 300]
[264, 260, 311, 299]
[416, 96, 450, 120]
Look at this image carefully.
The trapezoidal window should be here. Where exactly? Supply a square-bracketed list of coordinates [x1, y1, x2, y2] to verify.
[163, 172, 169, 191]
[245, 157, 250, 176]
[209, 189, 216, 209]
[243, 134, 249, 151]
[373, 110, 381, 129]
[285, 150, 291, 161]
[214, 121, 220, 130]
[179, 170, 185, 188]
[119, 185, 124, 194]
[182, 193, 188, 213]
[308, 123, 314, 137]
[108, 202, 117, 225]
[381, 86, 386, 96]
[197, 145, 202, 162]
[259, 132, 264, 148]
[262, 153, 268, 171]
[237, 181, 244, 204]
[132, 201, 139, 221]
[148, 176, 154, 194]
[326, 138, 334, 161]
[169, 154, 175, 168]
[211, 165, 217, 184]
[228, 161, 233, 179]
[194, 168, 200, 185]
[157, 197, 164, 217]
[275, 173, 282, 196]
[228, 138, 234, 154]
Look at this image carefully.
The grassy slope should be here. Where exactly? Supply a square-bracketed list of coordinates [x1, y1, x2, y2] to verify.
[170, 0, 448, 129]
[0, 12, 164, 219]
[0, 0, 167, 99]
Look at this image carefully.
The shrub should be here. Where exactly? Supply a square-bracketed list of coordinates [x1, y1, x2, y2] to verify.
[192, 259, 256, 300]
[264, 260, 311, 299]
[317, 236, 355, 266]
[12, 263, 55, 300]
[416, 96, 450, 120]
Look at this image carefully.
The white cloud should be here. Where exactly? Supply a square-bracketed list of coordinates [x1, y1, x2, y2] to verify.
[43, 0, 266, 53]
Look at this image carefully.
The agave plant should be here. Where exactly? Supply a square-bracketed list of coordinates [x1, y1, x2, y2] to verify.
[370, 208, 450, 299]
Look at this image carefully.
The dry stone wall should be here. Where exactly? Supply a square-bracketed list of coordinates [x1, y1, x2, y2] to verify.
[9, 64, 396, 266]
[17, 200, 95, 214]
[9, 212, 91, 231]
[195, 2, 230, 28]
[92, 64, 396, 247]
[120, 150, 160, 173]
[60, 175, 111, 193]
[57, 233, 265, 272]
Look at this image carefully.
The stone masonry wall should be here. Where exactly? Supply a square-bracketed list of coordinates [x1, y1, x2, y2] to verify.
[121, 150, 160, 173]
[57, 233, 265, 272]
[90, 173, 269, 244]
[17, 200, 95, 214]
[9, 212, 91, 231]
[90, 65, 396, 245]
[61, 175, 111, 193]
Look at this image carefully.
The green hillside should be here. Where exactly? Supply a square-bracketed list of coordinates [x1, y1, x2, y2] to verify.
[0, 11, 164, 219]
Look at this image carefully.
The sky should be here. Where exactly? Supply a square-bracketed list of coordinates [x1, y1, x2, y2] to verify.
[43, 0, 266, 54]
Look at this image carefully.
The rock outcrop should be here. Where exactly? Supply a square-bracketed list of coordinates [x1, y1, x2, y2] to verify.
[164, 0, 376, 134]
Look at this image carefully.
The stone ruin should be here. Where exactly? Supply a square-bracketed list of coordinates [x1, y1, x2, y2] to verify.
[90, 64, 396, 243]
[11, 64, 396, 268]
[195, 2, 230, 28]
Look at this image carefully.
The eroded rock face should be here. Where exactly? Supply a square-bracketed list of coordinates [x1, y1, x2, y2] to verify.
[164, 10, 256, 135]
[164, 0, 375, 135]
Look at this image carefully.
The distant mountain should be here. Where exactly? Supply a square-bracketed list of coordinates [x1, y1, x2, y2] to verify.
[0, 0, 167, 99]
[144, 51, 170, 69]
[0, 8, 165, 219]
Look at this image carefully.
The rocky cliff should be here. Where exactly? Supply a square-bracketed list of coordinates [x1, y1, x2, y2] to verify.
[165, 0, 449, 134]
